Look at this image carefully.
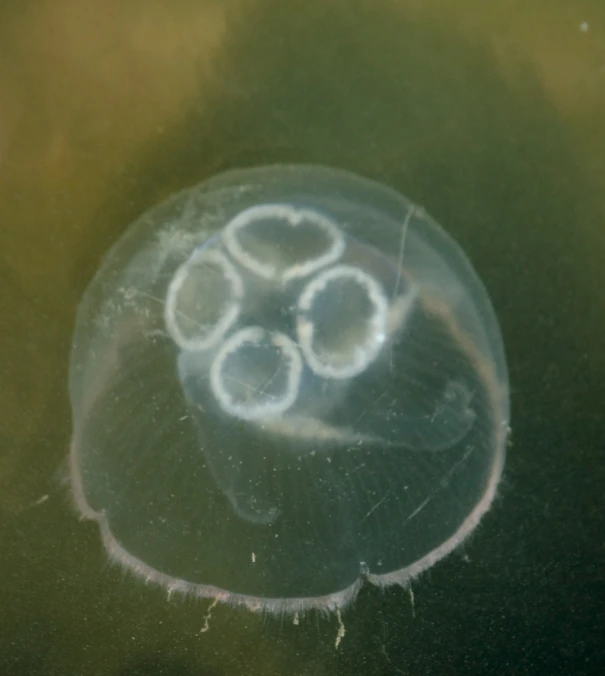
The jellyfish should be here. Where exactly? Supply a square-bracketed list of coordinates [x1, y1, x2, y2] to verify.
[68, 164, 509, 615]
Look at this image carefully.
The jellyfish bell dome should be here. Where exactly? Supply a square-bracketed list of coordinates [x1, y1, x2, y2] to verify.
[69, 165, 509, 614]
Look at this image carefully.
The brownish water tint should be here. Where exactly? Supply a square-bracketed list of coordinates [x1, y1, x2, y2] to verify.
[1, 1, 604, 674]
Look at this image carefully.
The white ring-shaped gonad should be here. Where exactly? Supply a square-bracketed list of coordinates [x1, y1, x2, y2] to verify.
[297, 265, 389, 379]
[210, 326, 303, 420]
[164, 248, 243, 351]
[222, 203, 345, 282]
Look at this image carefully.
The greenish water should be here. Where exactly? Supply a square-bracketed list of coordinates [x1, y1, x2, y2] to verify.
[1, 1, 604, 674]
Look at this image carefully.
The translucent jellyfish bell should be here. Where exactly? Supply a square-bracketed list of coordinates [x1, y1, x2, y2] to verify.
[69, 165, 509, 614]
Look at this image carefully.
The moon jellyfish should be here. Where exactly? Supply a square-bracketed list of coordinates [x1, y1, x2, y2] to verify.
[69, 165, 509, 614]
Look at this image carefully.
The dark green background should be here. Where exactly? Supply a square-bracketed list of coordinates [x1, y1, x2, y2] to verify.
[1, 0, 603, 674]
